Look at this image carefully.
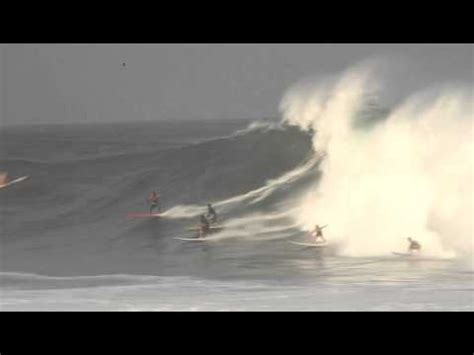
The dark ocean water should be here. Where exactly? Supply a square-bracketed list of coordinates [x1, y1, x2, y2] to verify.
[0, 120, 472, 310]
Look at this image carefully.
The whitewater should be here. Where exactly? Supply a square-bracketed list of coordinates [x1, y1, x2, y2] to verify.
[0, 63, 472, 310]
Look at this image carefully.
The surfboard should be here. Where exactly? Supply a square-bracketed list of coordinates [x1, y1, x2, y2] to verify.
[392, 252, 417, 257]
[185, 225, 224, 231]
[0, 175, 29, 190]
[127, 212, 162, 218]
[173, 237, 217, 242]
[289, 241, 328, 248]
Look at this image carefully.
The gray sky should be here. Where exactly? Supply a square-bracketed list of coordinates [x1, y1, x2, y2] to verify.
[0, 44, 472, 126]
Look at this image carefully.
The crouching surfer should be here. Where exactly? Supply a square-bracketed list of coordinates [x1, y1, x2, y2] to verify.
[310, 224, 327, 243]
[407, 237, 421, 254]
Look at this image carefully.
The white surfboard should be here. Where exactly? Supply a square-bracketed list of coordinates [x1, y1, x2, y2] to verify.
[185, 225, 224, 231]
[289, 241, 328, 248]
[392, 252, 417, 257]
[173, 237, 219, 242]
[0, 175, 29, 190]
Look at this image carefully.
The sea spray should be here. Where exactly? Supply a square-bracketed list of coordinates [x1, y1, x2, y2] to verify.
[281, 63, 473, 258]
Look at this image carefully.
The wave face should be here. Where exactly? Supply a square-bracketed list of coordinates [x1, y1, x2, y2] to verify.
[0, 62, 472, 283]
[0, 119, 317, 277]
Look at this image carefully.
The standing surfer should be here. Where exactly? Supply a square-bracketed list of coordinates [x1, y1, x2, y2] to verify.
[148, 191, 161, 213]
[310, 224, 327, 243]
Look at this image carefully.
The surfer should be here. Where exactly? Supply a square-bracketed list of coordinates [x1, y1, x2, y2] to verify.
[0, 172, 29, 189]
[148, 191, 160, 213]
[206, 203, 217, 224]
[198, 214, 210, 238]
[0, 172, 8, 186]
[311, 224, 327, 243]
[407, 237, 421, 253]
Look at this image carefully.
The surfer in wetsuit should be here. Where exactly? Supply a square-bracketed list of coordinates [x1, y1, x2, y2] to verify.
[311, 224, 327, 243]
[198, 214, 210, 238]
[206, 203, 217, 224]
[407, 237, 421, 253]
[148, 191, 160, 213]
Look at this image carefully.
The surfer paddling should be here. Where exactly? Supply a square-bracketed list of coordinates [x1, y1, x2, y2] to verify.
[148, 191, 161, 213]
[310, 224, 327, 243]
[407, 237, 421, 253]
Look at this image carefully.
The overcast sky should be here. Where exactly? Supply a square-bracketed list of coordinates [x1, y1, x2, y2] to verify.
[0, 44, 472, 126]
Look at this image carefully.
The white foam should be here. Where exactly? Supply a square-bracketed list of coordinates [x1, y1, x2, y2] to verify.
[280, 61, 473, 258]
